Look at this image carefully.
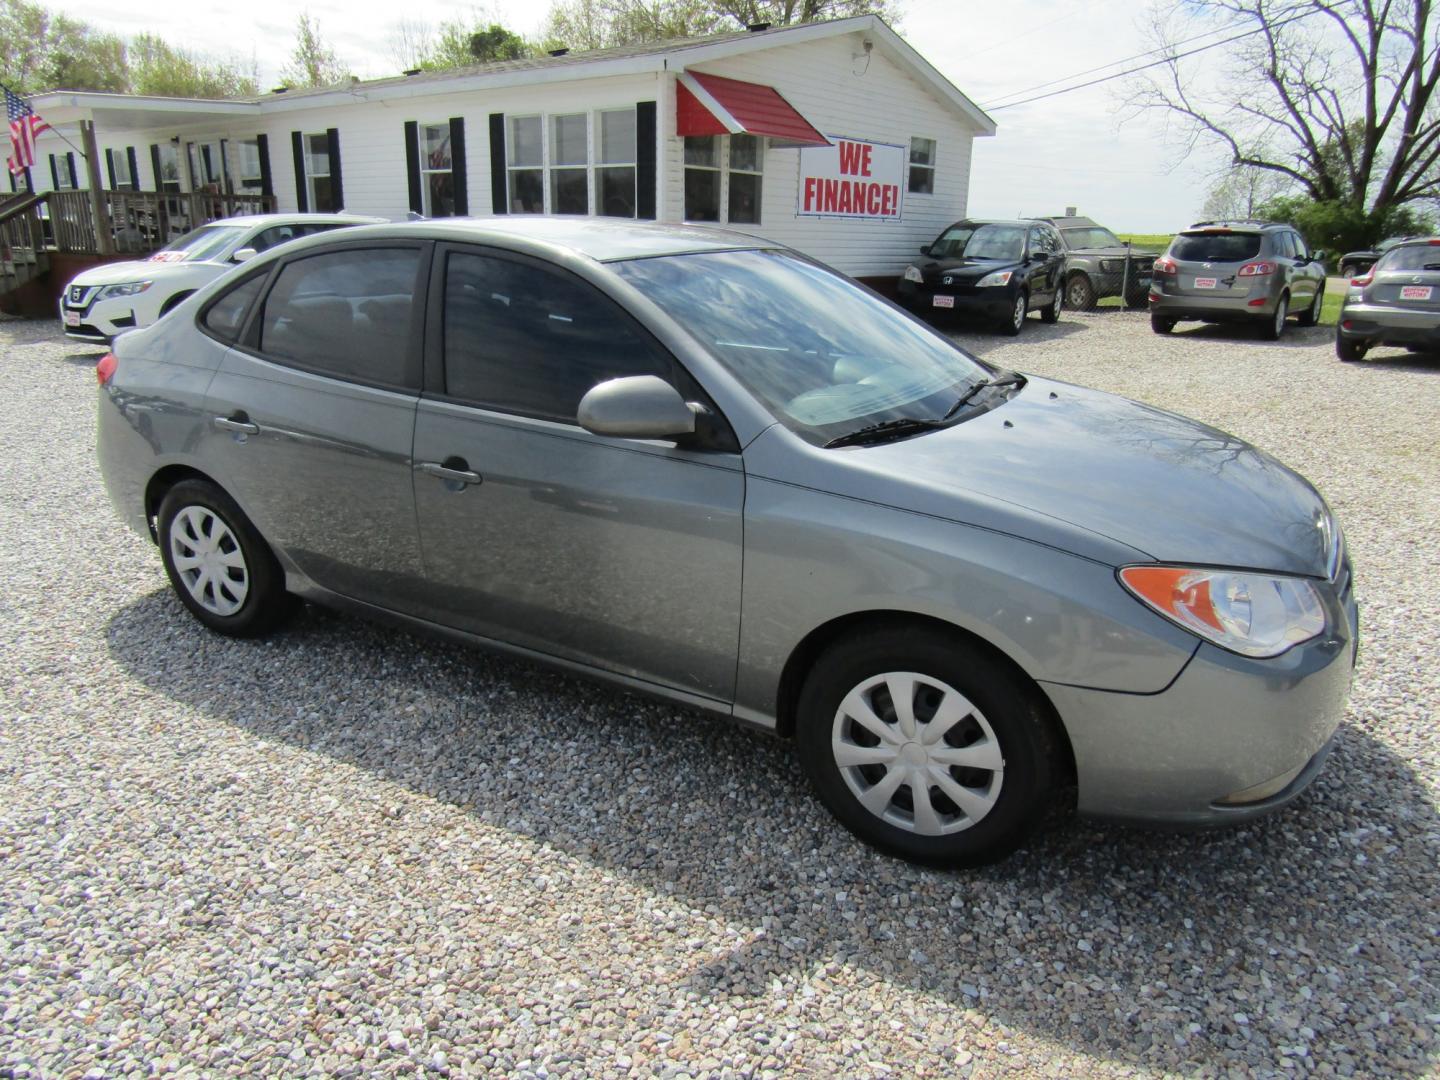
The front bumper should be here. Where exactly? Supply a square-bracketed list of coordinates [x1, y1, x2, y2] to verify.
[897, 278, 1018, 321]
[1044, 566, 1359, 826]
[1338, 302, 1440, 348]
[59, 293, 139, 344]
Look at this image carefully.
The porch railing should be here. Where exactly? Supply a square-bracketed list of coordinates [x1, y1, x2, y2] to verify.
[46, 189, 277, 255]
[0, 194, 49, 293]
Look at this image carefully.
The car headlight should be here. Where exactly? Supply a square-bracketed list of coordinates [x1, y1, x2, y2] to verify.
[903, 265, 924, 284]
[1099, 259, 1121, 273]
[1119, 565, 1326, 658]
[96, 281, 153, 300]
[976, 270, 1013, 287]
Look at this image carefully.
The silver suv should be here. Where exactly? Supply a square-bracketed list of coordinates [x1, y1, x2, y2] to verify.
[1149, 221, 1329, 340]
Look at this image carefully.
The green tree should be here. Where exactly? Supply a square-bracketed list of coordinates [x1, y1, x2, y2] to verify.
[540, 0, 898, 51]
[129, 34, 258, 98]
[0, 0, 126, 93]
[281, 12, 349, 88]
[423, 18, 532, 68]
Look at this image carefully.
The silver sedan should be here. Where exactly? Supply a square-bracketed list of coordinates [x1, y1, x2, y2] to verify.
[95, 219, 1358, 865]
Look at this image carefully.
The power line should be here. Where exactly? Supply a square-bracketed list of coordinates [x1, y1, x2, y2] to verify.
[984, 7, 1322, 112]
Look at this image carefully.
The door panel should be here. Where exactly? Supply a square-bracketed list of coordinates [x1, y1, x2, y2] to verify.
[412, 403, 744, 701]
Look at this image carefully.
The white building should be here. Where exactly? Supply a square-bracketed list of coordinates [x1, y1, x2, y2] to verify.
[14, 15, 994, 282]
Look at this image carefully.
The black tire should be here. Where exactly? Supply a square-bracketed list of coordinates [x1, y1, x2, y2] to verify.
[1339, 263, 1358, 280]
[1001, 291, 1028, 336]
[157, 479, 296, 637]
[1065, 274, 1095, 312]
[1296, 285, 1325, 327]
[159, 291, 195, 317]
[1261, 294, 1289, 341]
[795, 627, 1062, 866]
[1123, 288, 1149, 310]
[1335, 333, 1367, 362]
[1040, 286, 1062, 324]
[1150, 311, 1175, 334]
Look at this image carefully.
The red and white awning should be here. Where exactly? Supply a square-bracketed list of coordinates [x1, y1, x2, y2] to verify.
[675, 71, 830, 148]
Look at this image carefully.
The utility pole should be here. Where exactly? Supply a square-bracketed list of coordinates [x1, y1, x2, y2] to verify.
[79, 119, 115, 257]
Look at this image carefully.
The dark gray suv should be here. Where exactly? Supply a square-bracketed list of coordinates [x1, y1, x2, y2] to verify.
[1040, 215, 1158, 310]
[1149, 221, 1328, 340]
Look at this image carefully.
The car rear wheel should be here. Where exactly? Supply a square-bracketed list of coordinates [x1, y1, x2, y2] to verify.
[796, 628, 1061, 866]
[1335, 333, 1367, 362]
[157, 479, 295, 637]
[1261, 295, 1289, 341]
[1339, 263, 1358, 280]
[1002, 292, 1028, 336]
[1296, 285, 1325, 327]
[1040, 287, 1062, 324]
[1065, 274, 1095, 312]
[1150, 311, 1175, 334]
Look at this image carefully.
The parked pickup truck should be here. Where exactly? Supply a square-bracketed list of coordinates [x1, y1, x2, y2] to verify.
[1040, 215, 1159, 310]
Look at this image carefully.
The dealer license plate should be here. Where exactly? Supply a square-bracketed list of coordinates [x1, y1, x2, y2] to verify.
[1400, 285, 1433, 300]
[1193, 277, 1217, 289]
[63, 311, 81, 327]
[932, 295, 955, 308]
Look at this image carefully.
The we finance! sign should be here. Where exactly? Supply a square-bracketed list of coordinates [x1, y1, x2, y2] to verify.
[797, 136, 906, 220]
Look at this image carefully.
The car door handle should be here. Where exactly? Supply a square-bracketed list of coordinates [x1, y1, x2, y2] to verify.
[420, 461, 483, 486]
[213, 414, 259, 435]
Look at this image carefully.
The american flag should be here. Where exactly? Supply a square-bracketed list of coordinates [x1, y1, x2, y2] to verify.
[5, 85, 51, 176]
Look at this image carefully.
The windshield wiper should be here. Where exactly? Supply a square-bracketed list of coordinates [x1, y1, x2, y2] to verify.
[823, 417, 946, 449]
[941, 371, 1027, 420]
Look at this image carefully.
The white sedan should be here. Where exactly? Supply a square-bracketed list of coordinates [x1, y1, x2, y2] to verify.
[59, 213, 384, 345]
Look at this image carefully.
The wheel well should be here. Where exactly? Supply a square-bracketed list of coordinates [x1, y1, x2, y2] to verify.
[143, 465, 218, 542]
[1066, 270, 1090, 283]
[160, 291, 195, 316]
[772, 610, 1077, 786]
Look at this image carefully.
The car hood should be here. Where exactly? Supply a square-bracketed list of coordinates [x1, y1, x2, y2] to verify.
[789, 376, 1333, 576]
[68, 258, 211, 286]
[1064, 245, 1158, 258]
[915, 257, 1021, 281]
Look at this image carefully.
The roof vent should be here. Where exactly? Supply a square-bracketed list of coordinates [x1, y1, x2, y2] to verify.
[549, 47, 569, 56]
[404, 68, 422, 76]
[747, 22, 771, 31]
[271, 86, 288, 94]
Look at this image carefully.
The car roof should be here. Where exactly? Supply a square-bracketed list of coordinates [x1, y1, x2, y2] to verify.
[1044, 217, 1101, 228]
[201, 212, 388, 228]
[938, 218, 1047, 229]
[1184, 219, 1289, 232]
[287, 217, 784, 262]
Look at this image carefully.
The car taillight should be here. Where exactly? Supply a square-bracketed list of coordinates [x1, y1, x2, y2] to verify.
[1154, 256, 1177, 274]
[1238, 262, 1276, 277]
[96, 353, 118, 386]
[1350, 273, 1373, 287]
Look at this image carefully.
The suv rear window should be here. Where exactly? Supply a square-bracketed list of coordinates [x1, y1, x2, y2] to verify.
[1378, 244, 1440, 272]
[1171, 233, 1263, 262]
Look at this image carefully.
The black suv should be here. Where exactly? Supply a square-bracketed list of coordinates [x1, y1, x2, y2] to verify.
[1040, 215, 1159, 310]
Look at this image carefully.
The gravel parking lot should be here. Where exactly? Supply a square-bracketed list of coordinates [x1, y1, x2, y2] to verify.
[2, 309, 1437, 1079]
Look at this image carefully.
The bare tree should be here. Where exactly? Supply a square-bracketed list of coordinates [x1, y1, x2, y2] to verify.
[1201, 164, 1294, 219]
[1128, 1, 1440, 228]
[387, 17, 435, 71]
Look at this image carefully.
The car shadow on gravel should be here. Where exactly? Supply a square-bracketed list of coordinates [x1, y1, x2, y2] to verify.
[106, 590, 1440, 1075]
[1163, 323, 1336, 349]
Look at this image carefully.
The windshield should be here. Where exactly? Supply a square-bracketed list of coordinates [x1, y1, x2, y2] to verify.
[1377, 243, 1440, 271]
[928, 224, 977, 259]
[613, 249, 991, 443]
[1062, 226, 1123, 248]
[148, 225, 248, 264]
[961, 224, 1026, 261]
[1171, 232, 1263, 262]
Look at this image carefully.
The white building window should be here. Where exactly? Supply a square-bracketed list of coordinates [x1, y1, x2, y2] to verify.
[304, 132, 336, 212]
[909, 137, 936, 195]
[684, 135, 765, 225]
[238, 139, 264, 192]
[111, 150, 133, 190]
[507, 115, 543, 213]
[421, 123, 456, 217]
[595, 108, 636, 218]
[549, 113, 589, 215]
[157, 144, 182, 192]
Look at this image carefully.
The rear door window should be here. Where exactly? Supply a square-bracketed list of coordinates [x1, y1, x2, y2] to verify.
[1172, 233, 1263, 262]
[256, 247, 422, 388]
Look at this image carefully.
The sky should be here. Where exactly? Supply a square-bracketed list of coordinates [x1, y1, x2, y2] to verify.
[54, 0, 1225, 232]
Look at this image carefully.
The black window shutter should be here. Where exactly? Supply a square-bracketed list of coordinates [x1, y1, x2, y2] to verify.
[450, 117, 468, 216]
[291, 131, 308, 212]
[404, 121, 422, 215]
[126, 147, 139, 190]
[326, 128, 343, 210]
[66, 152, 77, 188]
[49, 154, 58, 189]
[184, 145, 196, 189]
[23, 167, 33, 194]
[636, 101, 657, 220]
[105, 148, 116, 189]
[256, 134, 272, 198]
[7, 169, 14, 193]
[149, 144, 162, 189]
[489, 112, 506, 215]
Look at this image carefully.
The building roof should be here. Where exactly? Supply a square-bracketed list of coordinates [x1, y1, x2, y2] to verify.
[33, 16, 995, 136]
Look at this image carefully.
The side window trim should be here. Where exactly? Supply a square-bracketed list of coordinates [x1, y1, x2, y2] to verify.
[198, 263, 282, 347]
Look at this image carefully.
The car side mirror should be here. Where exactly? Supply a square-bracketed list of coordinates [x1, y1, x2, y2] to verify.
[232, 247, 258, 263]
[919, 244, 931, 257]
[1312, 249, 1327, 262]
[578, 375, 697, 441]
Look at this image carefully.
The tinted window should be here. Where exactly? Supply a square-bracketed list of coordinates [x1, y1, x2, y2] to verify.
[258, 248, 420, 387]
[1289, 231, 1308, 258]
[442, 252, 675, 422]
[250, 223, 344, 253]
[1171, 233, 1263, 262]
[1272, 232, 1296, 258]
[202, 274, 266, 342]
[1377, 244, 1440, 271]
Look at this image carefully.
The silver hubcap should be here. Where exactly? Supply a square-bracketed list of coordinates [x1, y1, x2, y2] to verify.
[831, 672, 1005, 836]
[1013, 296, 1026, 328]
[169, 505, 249, 616]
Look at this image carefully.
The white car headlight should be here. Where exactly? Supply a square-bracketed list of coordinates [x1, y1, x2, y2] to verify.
[903, 265, 924, 284]
[96, 281, 153, 300]
[976, 270, 1013, 287]
[1119, 565, 1326, 658]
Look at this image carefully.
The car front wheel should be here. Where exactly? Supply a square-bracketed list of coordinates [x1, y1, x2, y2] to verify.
[1065, 274, 1095, 311]
[796, 628, 1061, 866]
[157, 479, 295, 637]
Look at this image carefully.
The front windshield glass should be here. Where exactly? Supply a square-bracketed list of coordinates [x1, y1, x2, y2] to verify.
[1062, 227, 1123, 248]
[148, 225, 248, 263]
[961, 224, 1026, 261]
[928, 224, 977, 258]
[1377, 244, 1440, 271]
[613, 249, 991, 443]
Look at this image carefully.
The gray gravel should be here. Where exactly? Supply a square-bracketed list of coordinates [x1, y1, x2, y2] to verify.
[1, 309, 1437, 1079]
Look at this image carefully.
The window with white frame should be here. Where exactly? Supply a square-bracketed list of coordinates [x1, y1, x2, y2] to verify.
[238, 139, 264, 192]
[683, 135, 765, 225]
[549, 113, 589, 214]
[157, 144, 182, 192]
[507, 115, 543, 213]
[51, 154, 75, 190]
[304, 132, 336, 212]
[595, 108, 636, 218]
[908, 137, 936, 194]
[111, 149, 134, 190]
[420, 123, 456, 217]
